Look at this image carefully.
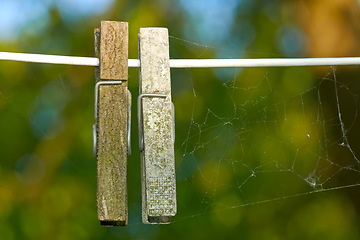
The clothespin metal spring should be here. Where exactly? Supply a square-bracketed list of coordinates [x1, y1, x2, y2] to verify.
[93, 81, 132, 157]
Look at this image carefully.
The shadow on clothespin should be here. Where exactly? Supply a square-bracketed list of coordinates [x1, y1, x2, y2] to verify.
[93, 21, 131, 226]
[138, 28, 177, 224]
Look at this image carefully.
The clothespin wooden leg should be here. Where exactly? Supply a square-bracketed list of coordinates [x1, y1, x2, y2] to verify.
[138, 28, 177, 224]
[94, 21, 129, 226]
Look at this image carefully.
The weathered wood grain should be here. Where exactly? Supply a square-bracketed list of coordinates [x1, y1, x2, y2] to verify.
[96, 21, 128, 226]
[100, 21, 128, 80]
[138, 28, 176, 224]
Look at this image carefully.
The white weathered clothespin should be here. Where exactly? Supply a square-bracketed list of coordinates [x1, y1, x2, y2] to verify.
[138, 28, 176, 224]
[93, 21, 130, 226]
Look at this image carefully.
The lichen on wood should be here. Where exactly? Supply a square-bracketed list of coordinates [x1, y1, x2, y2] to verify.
[139, 28, 177, 224]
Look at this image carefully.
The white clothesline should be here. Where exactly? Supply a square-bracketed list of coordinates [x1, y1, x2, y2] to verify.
[1, 51, 360, 68]
[0, 52, 99, 66]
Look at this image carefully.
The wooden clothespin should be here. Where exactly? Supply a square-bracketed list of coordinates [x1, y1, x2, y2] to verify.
[138, 28, 177, 224]
[93, 21, 131, 226]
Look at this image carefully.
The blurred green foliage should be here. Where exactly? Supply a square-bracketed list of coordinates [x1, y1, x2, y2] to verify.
[1, 0, 360, 239]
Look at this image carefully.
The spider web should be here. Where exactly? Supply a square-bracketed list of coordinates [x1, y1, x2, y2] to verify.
[170, 38, 360, 223]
